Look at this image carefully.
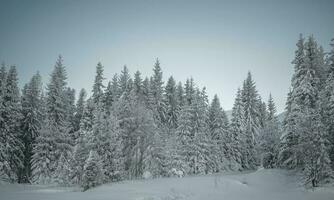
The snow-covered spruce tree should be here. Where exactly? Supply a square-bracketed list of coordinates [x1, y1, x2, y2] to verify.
[32, 56, 72, 183]
[258, 100, 267, 129]
[192, 88, 215, 174]
[164, 76, 179, 130]
[0, 64, 7, 180]
[102, 81, 114, 115]
[279, 35, 306, 168]
[81, 150, 103, 191]
[279, 91, 304, 168]
[300, 109, 333, 187]
[0, 65, 24, 182]
[142, 77, 151, 106]
[6, 66, 24, 181]
[19, 72, 43, 182]
[175, 88, 215, 175]
[70, 134, 89, 184]
[320, 38, 334, 169]
[32, 119, 57, 184]
[149, 59, 166, 126]
[259, 94, 281, 168]
[241, 72, 261, 169]
[133, 70, 143, 97]
[119, 65, 131, 96]
[279, 35, 331, 186]
[111, 74, 120, 100]
[92, 62, 105, 105]
[114, 90, 161, 179]
[208, 94, 230, 171]
[174, 104, 193, 175]
[73, 89, 87, 133]
[229, 89, 244, 171]
[64, 87, 76, 141]
[86, 102, 123, 182]
[184, 78, 195, 105]
[176, 81, 185, 108]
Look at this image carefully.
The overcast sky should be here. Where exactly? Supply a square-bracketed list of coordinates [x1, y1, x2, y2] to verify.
[1, 0, 334, 112]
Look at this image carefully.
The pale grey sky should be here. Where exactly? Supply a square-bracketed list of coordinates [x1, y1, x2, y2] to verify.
[1, 0, 334, 112]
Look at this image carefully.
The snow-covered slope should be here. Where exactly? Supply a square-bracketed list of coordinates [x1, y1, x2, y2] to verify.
[1, 169, 333, 200]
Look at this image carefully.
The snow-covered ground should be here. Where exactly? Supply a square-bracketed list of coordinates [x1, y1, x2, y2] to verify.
[1, 169, 333, 200]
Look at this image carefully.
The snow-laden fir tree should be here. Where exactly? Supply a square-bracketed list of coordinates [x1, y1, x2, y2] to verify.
[259, 94, 281, 168]
[229, 89, 244, 170]
[175, 88, 215, 175]
[103, 81, 114, 115]
[279, 35, 331, 186]
[19, 72, 43, 182]
[164, 76, 179, 130]
[133, 70, 143, 97]
[92, 62, 105, 105]
[241, 72, 261, 169]
[111, 73, 120, 101]
[320, 38, 334, 169]
[70, 134, 89, 184]
[32, 56, 72, 183]
[64, 87, 76, 141]
[119, 66, 131, 96]
[81, 150, 103, 191]
[73, 89, 87, 133]
[149, 59, 166, 125]
[208, 94, 230, 171]
[300, 109, 333, 187]
[114, 90, 161, 179]
[176, 81, 185, 107]
[184, 78, 195, 105]
[0, 65, 24, 182]
[279, 35, 306, 168]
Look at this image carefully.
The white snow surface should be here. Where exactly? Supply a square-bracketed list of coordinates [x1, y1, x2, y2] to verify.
[1, 169, 333, 200]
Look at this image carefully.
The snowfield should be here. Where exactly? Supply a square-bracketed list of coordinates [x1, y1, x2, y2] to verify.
[1, 169, 333, 200]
